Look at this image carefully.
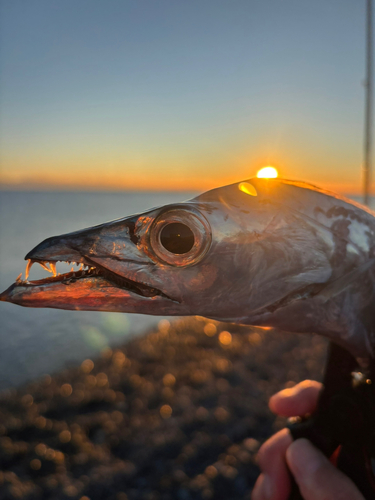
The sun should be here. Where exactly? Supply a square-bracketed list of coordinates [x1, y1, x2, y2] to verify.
[256, 166, 278, 178]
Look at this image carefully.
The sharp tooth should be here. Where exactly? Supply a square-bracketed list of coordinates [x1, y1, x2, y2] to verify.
[79, 263, 84, 270]
[38, 261, 53, 273]
[49, 262, 57, 277]
[71, 267, 74, 272]
[25, 259, 35, 280]
[16, 273, 22, 283]
[44, 262, 52, 272]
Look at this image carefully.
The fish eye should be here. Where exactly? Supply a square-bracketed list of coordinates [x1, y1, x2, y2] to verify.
[160, 223, 195, 254]
[150, 208, 211, 266]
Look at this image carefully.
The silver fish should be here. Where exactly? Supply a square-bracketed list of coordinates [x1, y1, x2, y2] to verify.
[1, 177, 375, 359]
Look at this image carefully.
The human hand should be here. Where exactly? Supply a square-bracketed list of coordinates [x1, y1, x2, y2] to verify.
[251, 380, 365, 500]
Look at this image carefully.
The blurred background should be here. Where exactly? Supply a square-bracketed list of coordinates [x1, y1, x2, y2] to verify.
[0, 0, 373, 389]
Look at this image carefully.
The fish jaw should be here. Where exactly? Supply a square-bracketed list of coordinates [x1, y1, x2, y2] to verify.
[0, 210, 189, 314]
[0, 276, 183, 314]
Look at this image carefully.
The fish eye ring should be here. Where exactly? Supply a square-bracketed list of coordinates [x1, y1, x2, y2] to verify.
[150, 208, 211, 266]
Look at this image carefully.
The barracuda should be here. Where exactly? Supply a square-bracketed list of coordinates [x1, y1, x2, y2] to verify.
[1, 177, 375, 359]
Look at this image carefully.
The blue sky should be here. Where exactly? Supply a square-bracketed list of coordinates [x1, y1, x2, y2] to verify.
[0, 0, 371, 192]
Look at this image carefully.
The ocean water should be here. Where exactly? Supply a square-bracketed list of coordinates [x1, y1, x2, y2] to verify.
[0, 190, 196, 390]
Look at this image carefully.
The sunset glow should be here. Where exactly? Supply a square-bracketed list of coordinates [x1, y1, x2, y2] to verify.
[0, 2, 369, 195]
[256, 167, 279, 179]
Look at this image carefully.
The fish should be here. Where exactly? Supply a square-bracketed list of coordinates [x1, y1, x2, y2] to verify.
[1, 177, 375, 360]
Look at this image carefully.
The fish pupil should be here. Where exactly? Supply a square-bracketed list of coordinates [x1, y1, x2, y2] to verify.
[160, 223, 194, 254]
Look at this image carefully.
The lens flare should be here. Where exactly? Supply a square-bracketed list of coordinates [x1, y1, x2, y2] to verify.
[238, 182, 257, 196]
[256, 166, 278, 179]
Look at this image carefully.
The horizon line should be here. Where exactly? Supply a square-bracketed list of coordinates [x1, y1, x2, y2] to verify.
[0, 179, 372, 197]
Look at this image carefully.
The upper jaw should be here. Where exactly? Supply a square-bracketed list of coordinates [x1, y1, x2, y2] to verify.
[4, 216, 177, 304]
[25, 234, 85, 265]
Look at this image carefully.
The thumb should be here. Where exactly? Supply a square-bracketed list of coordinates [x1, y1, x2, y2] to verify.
[286, 439, 365, 500]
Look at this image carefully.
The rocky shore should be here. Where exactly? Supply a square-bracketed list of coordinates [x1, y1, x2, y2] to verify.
[0, 317, 327, 500]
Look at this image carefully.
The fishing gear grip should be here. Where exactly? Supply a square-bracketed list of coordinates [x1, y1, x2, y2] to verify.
[287, 342, 375, 500]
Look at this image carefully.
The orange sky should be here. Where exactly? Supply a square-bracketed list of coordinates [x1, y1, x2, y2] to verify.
[0, 162, 368, 195]
[0, 143, 369, 195]
[1, 1, 373, 196]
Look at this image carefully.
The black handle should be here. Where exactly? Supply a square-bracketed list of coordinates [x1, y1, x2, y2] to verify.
[286, 342, 375, 500]
[287, 418, 338, 500]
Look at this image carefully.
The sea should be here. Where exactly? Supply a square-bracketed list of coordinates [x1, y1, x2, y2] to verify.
[0, 190, 374, 391]
[0, 190, 197, 390]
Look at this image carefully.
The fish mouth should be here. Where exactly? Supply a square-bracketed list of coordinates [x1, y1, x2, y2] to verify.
[0, 212, 187, 313]
[21, 258, 171, 299]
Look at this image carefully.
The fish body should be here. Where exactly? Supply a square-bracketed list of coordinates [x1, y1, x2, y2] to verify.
[2, 178, 375, 359]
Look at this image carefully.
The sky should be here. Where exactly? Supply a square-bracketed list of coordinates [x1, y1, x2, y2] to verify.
[0, 0, 372, 193]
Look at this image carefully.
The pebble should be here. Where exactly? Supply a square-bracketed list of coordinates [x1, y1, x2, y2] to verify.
[0, 318, 326, 499]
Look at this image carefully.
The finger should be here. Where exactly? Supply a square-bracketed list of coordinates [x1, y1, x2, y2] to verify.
[252, 474, 270, 500]
[254, 428, 292, 500]
[269, 380, 322, 417]
[286, 439, 365, 500]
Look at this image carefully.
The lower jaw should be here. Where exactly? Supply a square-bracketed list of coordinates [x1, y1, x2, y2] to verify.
[1, 275, 163, 311]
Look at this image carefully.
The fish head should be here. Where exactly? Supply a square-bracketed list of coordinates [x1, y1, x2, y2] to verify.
[1, 178, 346, 321]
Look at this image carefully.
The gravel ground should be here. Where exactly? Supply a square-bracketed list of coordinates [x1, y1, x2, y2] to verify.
[0, 317, 327, 500]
